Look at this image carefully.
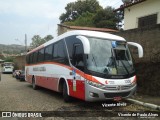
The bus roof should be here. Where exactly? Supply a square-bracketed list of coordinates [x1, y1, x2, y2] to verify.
[28, 30, 125, 54]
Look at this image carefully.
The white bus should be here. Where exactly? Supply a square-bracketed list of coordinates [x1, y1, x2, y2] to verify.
[2, 62, 14, 73]
[25, 30, 143, 102]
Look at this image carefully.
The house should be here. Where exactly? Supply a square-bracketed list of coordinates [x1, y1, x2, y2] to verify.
[57, 24, 118, 35]
[115, 0, 160, 30]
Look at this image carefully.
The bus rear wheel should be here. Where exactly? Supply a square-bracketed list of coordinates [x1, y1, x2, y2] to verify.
[63, 82, 71, 102]
[32, 77, 38, 90]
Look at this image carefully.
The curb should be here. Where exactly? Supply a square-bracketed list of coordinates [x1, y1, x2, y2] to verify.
[126, 98, 160, 110]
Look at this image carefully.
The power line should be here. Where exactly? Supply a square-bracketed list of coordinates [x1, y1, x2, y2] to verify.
[112, 1, 122, 8]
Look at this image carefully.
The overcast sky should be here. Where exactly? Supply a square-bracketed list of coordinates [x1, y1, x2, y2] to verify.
[0, 0, 122, 45]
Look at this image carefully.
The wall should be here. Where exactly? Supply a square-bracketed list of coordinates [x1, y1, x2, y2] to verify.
[124, 0, 160, 30]
[115, 24, 160, 96]
[58, 25, 71, 36]
[13, 55, 26, 70]
[115, 24, 160, 63]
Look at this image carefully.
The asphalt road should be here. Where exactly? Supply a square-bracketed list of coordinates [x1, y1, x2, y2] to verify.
[0, 73, 155, 119]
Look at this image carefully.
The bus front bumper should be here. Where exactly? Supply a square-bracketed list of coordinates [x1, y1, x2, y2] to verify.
[85, 83, 136, 102]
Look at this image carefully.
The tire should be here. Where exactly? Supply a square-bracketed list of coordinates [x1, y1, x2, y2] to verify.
[20, 78, 23, 82]
[32, 77, 38, 90]
[16, 75, 19, 79]
[63, 82, 71, 102]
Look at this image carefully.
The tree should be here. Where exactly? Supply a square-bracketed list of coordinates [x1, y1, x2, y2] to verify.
[30, 35, 53, 49]
[60, 0, 123, 30]
[93, 6, 122, 29]
[64, 12, 95, 27]
[4, 57, 13, 62]
[43, 35, 53, 41]
[59, 0, 102, 23]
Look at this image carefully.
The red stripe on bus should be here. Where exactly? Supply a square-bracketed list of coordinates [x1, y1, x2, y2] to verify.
[26, 74, 85, 100]
[25, 62, 102, 84]
[35, 76, 59, 91]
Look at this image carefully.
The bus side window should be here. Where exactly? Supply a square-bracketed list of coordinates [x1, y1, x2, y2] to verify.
[26, 55, 30, 64]
[37, 48, 45, 63]
[72, 43, 84, 71]
[32, 51, 38, 64]
[53, 40, 69, 65]
[29, 54, 33, 64]
[44, 44, 53, 61]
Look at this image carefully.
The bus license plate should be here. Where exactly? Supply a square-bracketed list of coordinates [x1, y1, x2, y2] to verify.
[113, 97, 122, 101]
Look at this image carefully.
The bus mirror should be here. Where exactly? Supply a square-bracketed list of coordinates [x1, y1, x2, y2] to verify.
[76, 36, 90, 54]
[127, 42, 143, 58]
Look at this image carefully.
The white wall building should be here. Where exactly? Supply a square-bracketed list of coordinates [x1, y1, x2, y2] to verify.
[116, 0, 160, 30]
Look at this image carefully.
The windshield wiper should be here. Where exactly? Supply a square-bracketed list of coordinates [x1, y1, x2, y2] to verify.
[111, 48, 118, 74]
[118, 57, 130, 75]
[112, 48, 130, 75]
[92, 54, 98, 71]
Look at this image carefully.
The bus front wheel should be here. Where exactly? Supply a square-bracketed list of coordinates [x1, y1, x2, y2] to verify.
[63, 82, 71, 102]
[32, 77, 38, 90]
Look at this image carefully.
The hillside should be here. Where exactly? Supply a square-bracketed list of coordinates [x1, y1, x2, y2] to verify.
[0, 44, 26, 54]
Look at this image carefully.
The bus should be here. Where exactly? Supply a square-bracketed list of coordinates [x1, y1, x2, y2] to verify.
[25, 30, 143, 102]
[2, 62, 14, 73]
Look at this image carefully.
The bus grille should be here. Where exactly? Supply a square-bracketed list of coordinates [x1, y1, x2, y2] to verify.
[103, 85, 133, 91]
[104, 92, 130, 98]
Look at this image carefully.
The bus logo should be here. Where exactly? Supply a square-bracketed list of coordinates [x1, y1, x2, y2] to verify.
[105, 80, 108, 84]
[117, 86, 121, 90]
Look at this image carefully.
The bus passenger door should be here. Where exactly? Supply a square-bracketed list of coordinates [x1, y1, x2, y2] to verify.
[70, 43, 85, 100]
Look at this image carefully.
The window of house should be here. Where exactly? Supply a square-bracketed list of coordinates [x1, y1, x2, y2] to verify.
[138, 14, 157, 28]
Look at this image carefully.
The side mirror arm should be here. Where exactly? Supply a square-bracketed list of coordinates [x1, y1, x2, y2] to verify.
[127, 42, 143, 58]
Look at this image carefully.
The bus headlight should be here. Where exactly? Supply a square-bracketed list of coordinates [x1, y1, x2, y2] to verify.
[131, 76, 137, 86]
[86, 80, 103, 88]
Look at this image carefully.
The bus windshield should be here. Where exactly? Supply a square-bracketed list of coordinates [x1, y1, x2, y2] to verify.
[86, 37, 135, 76]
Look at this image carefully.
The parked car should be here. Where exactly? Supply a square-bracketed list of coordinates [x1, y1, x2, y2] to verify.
[19, 71, 25, 81]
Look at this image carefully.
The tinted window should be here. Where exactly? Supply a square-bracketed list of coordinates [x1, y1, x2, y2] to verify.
[33, 51, 38, 63]
[37, 48, 44, 62]
[53, 42, 59, 59]
[26, 55, 30, 64]
[65, 36, 84, 65]
[73, 44, 84, 71]
[29, 54, 33, 64]
[45, 44, 53, 61]
[53, 40, 68, 64]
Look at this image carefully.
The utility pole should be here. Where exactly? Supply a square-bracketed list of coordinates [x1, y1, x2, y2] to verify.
[25, 34, 27, 53]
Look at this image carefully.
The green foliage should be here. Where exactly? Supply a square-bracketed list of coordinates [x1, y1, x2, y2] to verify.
[60, 1, 123, 30]
[59, 0, 102, 23]
[93, 6, 121, 29]
[64, 12, 95, 27]
[30, 35, 53, 49]
[44, 35, 54, 41]
[4, 57, 13, 62]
